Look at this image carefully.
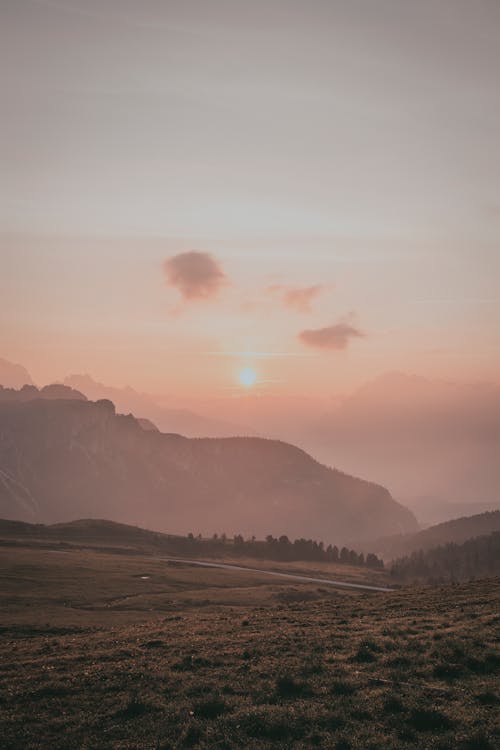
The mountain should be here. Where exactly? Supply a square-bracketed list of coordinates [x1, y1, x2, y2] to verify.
[393, 497, 500, 528]
[363, 510, 500, 560]
[137, 418, 160, 432]
[162, 372, 500, 523]
[6, 361, 499, 525]
[0, 357, 33, 388]
[0, 383, 87, 402]
[64, 373, 253, 437]
[0, 394, 417, 544]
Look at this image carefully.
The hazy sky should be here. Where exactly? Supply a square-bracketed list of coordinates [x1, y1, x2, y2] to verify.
[1, 0, 499, 397]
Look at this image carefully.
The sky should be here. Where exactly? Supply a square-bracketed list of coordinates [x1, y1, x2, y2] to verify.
[1, 0, 499, 399]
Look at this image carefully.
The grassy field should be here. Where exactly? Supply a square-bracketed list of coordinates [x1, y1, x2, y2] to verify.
[0, 544, 371, 627]
[0, 541, 498, 749]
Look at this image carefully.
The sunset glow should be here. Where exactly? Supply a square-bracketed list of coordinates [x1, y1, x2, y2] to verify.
[0, 0, 499, 459]
[238, 367, 257, 388]
[1, 5, 499, 745]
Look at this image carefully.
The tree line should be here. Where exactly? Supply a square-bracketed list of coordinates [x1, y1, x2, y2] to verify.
[390, 532, 499, 583]
[181, 532, 384, 569]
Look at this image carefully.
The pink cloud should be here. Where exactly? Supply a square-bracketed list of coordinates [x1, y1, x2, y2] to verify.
[268, 284, 325, 312]
[298, 321, 364, 350]
[164, 251, 226, 300]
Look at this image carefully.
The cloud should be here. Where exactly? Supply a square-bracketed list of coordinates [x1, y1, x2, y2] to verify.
[268, 284, 325, 312]
[164, 251, 226, 300]
[298, 321, 364, 350]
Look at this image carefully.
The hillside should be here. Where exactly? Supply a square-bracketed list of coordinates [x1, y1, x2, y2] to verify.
[0, 517, 385, 574]
[367, 510, 500, 559]
[0, 538, 498, 750]
[391, 532, 500, 583]
[0, 396, 416, 544]
[0, 517, 169, 549]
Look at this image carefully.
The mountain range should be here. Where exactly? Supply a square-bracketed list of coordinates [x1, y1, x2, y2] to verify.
[2, 357, 499, 527]
[0, 392, 417, 544]
[64, 373, 253, 438]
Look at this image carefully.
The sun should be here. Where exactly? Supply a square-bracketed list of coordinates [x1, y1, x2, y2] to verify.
[239, 367, 257, 387]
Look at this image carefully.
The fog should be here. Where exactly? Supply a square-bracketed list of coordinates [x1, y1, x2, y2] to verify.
[63, 370, 500, 526]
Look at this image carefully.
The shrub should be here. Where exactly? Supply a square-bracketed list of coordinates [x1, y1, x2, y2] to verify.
[475, 691, 499, 706]
[462, 731, 496, 750]
[433, 662, 464, 680]
[330, 680, 356, 696]
[181, 723, 203, 747]
[276, 675, 309, 698]
[352, 642, 378, 663]
[115, 694, 150, 719]
[192, 695, 228, 719]
[241, 710, 304, 741]
[409, 707, 454, 732]
[383, 695, 404, 714]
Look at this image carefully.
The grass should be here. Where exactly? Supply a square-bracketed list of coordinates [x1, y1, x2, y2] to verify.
[0, 541, 498, 748]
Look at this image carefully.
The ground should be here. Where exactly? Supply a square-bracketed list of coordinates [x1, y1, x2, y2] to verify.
[0, 542, 498, 749]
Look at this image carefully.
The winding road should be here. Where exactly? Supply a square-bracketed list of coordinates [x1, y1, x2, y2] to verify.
[163, 558, 393, 593]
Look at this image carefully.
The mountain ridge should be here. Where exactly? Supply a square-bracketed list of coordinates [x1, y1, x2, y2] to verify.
[361, 510, 500, 559]
[64, 373, 253, 437]
[0, 357, 33, 389]
[0, 395, 417, 544]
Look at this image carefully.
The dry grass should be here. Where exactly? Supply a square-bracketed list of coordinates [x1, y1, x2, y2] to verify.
[0, 546, 364, 628]
[0, 543, 498, 749]
[204, 555, 390, 582]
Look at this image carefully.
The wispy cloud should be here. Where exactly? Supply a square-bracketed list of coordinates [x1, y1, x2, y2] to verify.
[414, 297, 498, 305]
[205, 351, 317, 358]
[267, 284, 325, 313]
[298, 321, 364, 350]
[163, 251, 227, 301]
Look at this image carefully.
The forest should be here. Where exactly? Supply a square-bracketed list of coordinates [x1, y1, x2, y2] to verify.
[182, 532, 385, 568]
[390, 532, 500, 583]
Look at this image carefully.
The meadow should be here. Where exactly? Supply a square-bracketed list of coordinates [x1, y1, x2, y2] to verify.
[0, 541, 498, 749]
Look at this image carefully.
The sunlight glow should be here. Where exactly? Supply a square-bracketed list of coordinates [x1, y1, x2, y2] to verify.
[239, 367, 257, 387]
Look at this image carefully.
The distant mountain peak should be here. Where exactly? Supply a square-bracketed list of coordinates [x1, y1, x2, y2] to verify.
[0, 384, 87, 402]
[64, 372, 254, 438]
[0, 357, 34, 388]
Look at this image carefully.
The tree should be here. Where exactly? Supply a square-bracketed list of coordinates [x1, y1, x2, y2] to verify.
[349, 549, 359, 565]
[340, 547, 350, 563]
